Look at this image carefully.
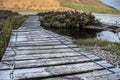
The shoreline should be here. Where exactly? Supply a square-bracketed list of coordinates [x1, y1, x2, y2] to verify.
[84, 24, 120, 32]
[79, 46, 120, 67]
[100, 0, 118, 10]
[100, 0, 120, 10]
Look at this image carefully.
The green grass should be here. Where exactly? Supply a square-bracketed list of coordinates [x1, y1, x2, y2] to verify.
[74, 39, 120, 57]
[0, 16, 27, 60]
[60, 2, 120, 14]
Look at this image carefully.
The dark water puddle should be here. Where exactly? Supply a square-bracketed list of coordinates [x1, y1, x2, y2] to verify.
[49, 28, 100, 39]
[45, 28, 120, 42]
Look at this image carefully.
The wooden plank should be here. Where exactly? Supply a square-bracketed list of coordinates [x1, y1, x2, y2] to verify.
[15, 45, 77, 50]
[86, 72, 120, 80]
[1, 55, 99, 69]
[15, 35, 54, 38]
[9, 35, 65, 42]
[2, 52, 87, 61]
[4, 48, 80, 55]
[110, 68, 120, 73]
[13, 55, 100, 69]
[6, 44, 77, 51]
[0, 62, 12, 70]
[8, 41, 73, 47]
[22, 22, 40, 26]
[43, 70, 112, 80]
[13, 29, 41, 32]
[43, 68, 120, 80]
[15, 39, 64, 43]
[14, 29, 50, 36]
[11, 40, 71, 44]
[10, 37, 64, 42]
[0, 70, 11, 80]
[13, 61, 113, 80]
[19, 38, 68, 42]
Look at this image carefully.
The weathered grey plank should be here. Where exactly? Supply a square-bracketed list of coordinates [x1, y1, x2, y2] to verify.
[11, 55, 100, 68]
[10, 40, 71, 45]
[9, 41, 73, 47]
[13, 29, 41, 32]
[85, 72, 120, 80]
[13, 61, 113, 80]
[4, 48, 81, 56]
[2, 52, 88, 61]
[6, 45, 77, 51]
[10, 37, 63, 42]
[0, 70, 11, 80]
[85, 68, 120, 80]
[43, 68, 120, 80]
[0, 62, 12, 70]
[0, 55, 100, 70]
[15, 39, 67, 43]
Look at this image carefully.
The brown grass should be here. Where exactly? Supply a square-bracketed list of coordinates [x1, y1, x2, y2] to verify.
[0, 0, 60, 11]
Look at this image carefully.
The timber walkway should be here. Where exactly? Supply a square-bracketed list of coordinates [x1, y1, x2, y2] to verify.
[0, 16, 120, 80]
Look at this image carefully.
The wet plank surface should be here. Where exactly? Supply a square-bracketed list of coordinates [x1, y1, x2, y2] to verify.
[0, 16, 120, 80]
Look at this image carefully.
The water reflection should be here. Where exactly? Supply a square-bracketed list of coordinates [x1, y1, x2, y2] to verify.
[48, 28, 100, 39]
[96, 31, 120, 42]
[46, 28, 120, 42]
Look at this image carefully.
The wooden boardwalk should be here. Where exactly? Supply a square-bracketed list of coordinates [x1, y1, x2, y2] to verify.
[0, 16, 120, 80]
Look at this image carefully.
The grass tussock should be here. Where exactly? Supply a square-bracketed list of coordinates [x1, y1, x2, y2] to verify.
[60, 2, 120, 14]
[74, 39, 120, 56]
[0, 15, 27, 60]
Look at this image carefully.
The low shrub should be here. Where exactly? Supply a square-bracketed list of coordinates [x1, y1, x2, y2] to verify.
[38, 11, 99, 29]
[0, 10, 19, 20]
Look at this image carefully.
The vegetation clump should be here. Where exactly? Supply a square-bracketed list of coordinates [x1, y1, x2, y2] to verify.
[0, 10, 19, 20]
[38, 11, 99, 29]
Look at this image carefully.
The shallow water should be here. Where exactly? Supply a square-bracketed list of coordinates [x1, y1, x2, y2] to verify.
[94, 14, 120, 27]
[100, 0, 120, 10]
[96, 31, 120, 42]
[46, 28, 120, 42]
